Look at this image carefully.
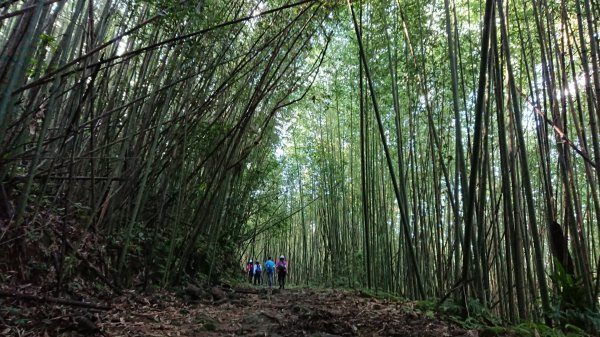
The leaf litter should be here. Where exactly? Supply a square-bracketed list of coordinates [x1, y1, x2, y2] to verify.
[1, 286, 481, 336]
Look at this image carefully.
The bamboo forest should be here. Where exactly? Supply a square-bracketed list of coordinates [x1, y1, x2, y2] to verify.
[1, 0, 600, 335]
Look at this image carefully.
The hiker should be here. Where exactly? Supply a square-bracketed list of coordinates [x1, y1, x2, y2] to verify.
[253, 261, 262, 285]
[246, 259, 254, 283]
[276, 255, 287, 289]
[264, 256, 276, 288]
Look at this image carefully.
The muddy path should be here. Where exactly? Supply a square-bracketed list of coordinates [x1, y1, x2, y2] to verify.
[2, 286, 480, 336]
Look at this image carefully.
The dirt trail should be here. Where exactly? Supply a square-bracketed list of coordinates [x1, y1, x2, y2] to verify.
[96, 287, 471, 337]
[2, 286, 478, 336]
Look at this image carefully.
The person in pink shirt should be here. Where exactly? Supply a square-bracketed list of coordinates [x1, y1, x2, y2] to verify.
[276, 255, 288, 289]
[246, 259, 254, 283]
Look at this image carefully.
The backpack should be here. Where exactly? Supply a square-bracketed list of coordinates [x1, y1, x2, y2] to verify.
[266, 261, 275, 273]
[255, 264, 262, 273]
[277, 261, 286, 273]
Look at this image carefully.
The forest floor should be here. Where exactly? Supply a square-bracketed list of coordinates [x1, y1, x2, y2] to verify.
[1, 284, 490, 337]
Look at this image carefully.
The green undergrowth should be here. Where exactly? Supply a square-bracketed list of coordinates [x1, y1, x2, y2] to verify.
[414, 299, 595, 337]
[311, 284, 406, 301]
[337, 287, 593, 336]
[356, 288, 404, 302]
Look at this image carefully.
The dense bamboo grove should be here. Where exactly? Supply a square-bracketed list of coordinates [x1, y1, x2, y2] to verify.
[253, 0, 600, 325]
[2, 0, 600, 329]
[0, 0, 329, 287]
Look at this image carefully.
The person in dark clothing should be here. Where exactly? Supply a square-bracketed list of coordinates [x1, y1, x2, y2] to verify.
[253, 261, 262, 285]
[276, 255, 287, 289]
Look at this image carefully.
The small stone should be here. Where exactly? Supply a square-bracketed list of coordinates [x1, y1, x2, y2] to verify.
[184, 285, 204, 300]
[203, 321, 217, 331]
[75, 316, 100, 335]
[211, 286, 227, 301]
[242, 314, 262, 325]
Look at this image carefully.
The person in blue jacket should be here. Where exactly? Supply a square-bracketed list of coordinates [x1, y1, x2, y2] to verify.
[264, 257, 276, 288]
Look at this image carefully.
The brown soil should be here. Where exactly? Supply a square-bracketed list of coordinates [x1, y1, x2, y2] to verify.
[1, 286, 481, 336]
